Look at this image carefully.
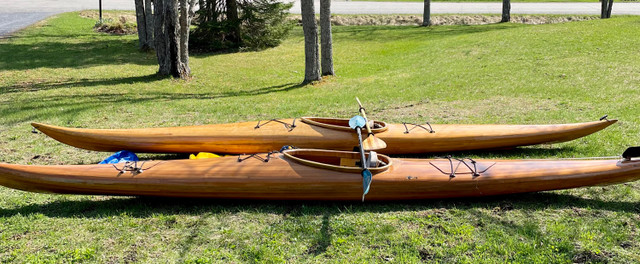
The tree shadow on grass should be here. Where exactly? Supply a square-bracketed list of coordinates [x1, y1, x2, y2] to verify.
[1, 70, 306, 96]
[0, 38, 157, 71]
[0, 74, 163, 95]
[0, 19, 526, 72]
[0, 81, 307, 125]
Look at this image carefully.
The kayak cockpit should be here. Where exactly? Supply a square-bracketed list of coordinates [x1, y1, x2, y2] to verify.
[282, 149, 391, 173]
[301, 117, 388, 133]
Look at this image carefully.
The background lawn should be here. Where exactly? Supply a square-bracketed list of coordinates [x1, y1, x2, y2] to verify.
[1, 12, 640, 263]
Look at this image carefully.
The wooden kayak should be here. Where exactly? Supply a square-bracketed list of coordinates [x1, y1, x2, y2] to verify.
[0, 149, 638, 200]
[31, 117, 617, 154]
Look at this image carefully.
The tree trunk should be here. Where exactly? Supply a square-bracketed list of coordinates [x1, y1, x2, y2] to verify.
[422, 0, 431, 26]
[600, 0, 614, 19]
[154, 0, 194, 79]
[166, 0, 185, 78]
[145, 0, 154, 49]
[301, 0, 320, 83]
[226, 0, 241, 44]
[178, 0, 191, 78]
[501, 0, 511, 23]
[134, 0, 149, 50]
[155, 0, 171, 75]
[185, 0, 197, 58]
[320, 0, 333, 76]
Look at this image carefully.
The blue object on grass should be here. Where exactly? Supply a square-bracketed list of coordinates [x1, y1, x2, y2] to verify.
[99, 150, 139, 164]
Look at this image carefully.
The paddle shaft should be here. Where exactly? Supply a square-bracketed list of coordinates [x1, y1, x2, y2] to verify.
[356, 127, 368, 170]
[356, 97, 374, 136]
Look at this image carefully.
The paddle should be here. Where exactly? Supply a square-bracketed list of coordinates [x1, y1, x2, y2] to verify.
[349, 115, 373, 202]
[355, 97, 387, 151]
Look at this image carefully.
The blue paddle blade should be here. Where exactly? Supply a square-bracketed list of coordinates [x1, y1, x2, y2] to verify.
[349, 115, 366, 129]
[361, 169, 372, 202]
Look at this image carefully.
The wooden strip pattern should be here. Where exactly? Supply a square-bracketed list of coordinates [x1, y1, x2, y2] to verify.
[31, 117, 617, 154]
[0, 149, 638, 200]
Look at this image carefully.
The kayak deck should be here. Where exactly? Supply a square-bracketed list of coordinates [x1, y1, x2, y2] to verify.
[31, 117, 617, 154]
[0, 149, 638, 200]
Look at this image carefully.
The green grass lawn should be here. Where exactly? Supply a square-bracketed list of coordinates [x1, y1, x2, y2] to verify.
[1, 12, 640, 263]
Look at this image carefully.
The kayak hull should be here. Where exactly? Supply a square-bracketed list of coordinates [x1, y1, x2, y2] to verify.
[31, 117, 617, 154]
[0, 150, 638, 200]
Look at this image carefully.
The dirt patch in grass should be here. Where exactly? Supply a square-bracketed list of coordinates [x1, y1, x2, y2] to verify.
[292, 15, 598, 26]
[418, 248, 435, 261]
[572, 249, 613, 263]
[94, 20, 137, 35]
[80, 11, 137, 35]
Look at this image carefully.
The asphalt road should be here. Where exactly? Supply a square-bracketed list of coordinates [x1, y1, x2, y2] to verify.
[0, 0, 638, 36]
[0, 12, 55, 36]
[289, 2, 640, 15]
[0, 0, 134, 37]
[0, 0, 134, 13]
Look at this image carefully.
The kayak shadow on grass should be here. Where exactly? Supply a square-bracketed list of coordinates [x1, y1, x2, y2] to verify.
[0, 189, 638, 220]
[1, 187, 638, 256]
[2, 192, 634, 261]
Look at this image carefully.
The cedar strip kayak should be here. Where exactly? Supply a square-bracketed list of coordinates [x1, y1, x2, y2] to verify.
[31, 117, 617, 154]
[0, 149, 638, 200]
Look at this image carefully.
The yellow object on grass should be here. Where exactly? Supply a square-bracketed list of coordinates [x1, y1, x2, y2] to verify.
[189, 152, 222, 159]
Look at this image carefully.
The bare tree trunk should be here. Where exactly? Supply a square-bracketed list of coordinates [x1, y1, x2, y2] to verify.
[600, 0, 614, 19]
[178, 0, 191, 78]
[422, 0, 431, 26]
[166, 0, 186, 78]
[185, 0, 197, 58]
[301, 0, 320, 83]
[320, 0, 333, 76]
[226, 0, 241, 44]
[145, 0, 154, 49]
[606, 0, 614, 18]
[155, 0, 194, 79]
[134, 0, 149, 50]
[501, 0, 511, 22]
[155, 0, 171, 75]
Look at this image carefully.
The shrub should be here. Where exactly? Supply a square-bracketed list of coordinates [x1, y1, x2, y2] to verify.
[190, 0, 294, 52]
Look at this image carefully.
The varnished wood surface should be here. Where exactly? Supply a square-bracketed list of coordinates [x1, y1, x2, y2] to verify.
[0, 149, 638, 200]
[31, 117, 617, 154]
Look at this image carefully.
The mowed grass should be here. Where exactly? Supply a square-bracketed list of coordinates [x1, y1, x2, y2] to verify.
[1, 12, 640, 262]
